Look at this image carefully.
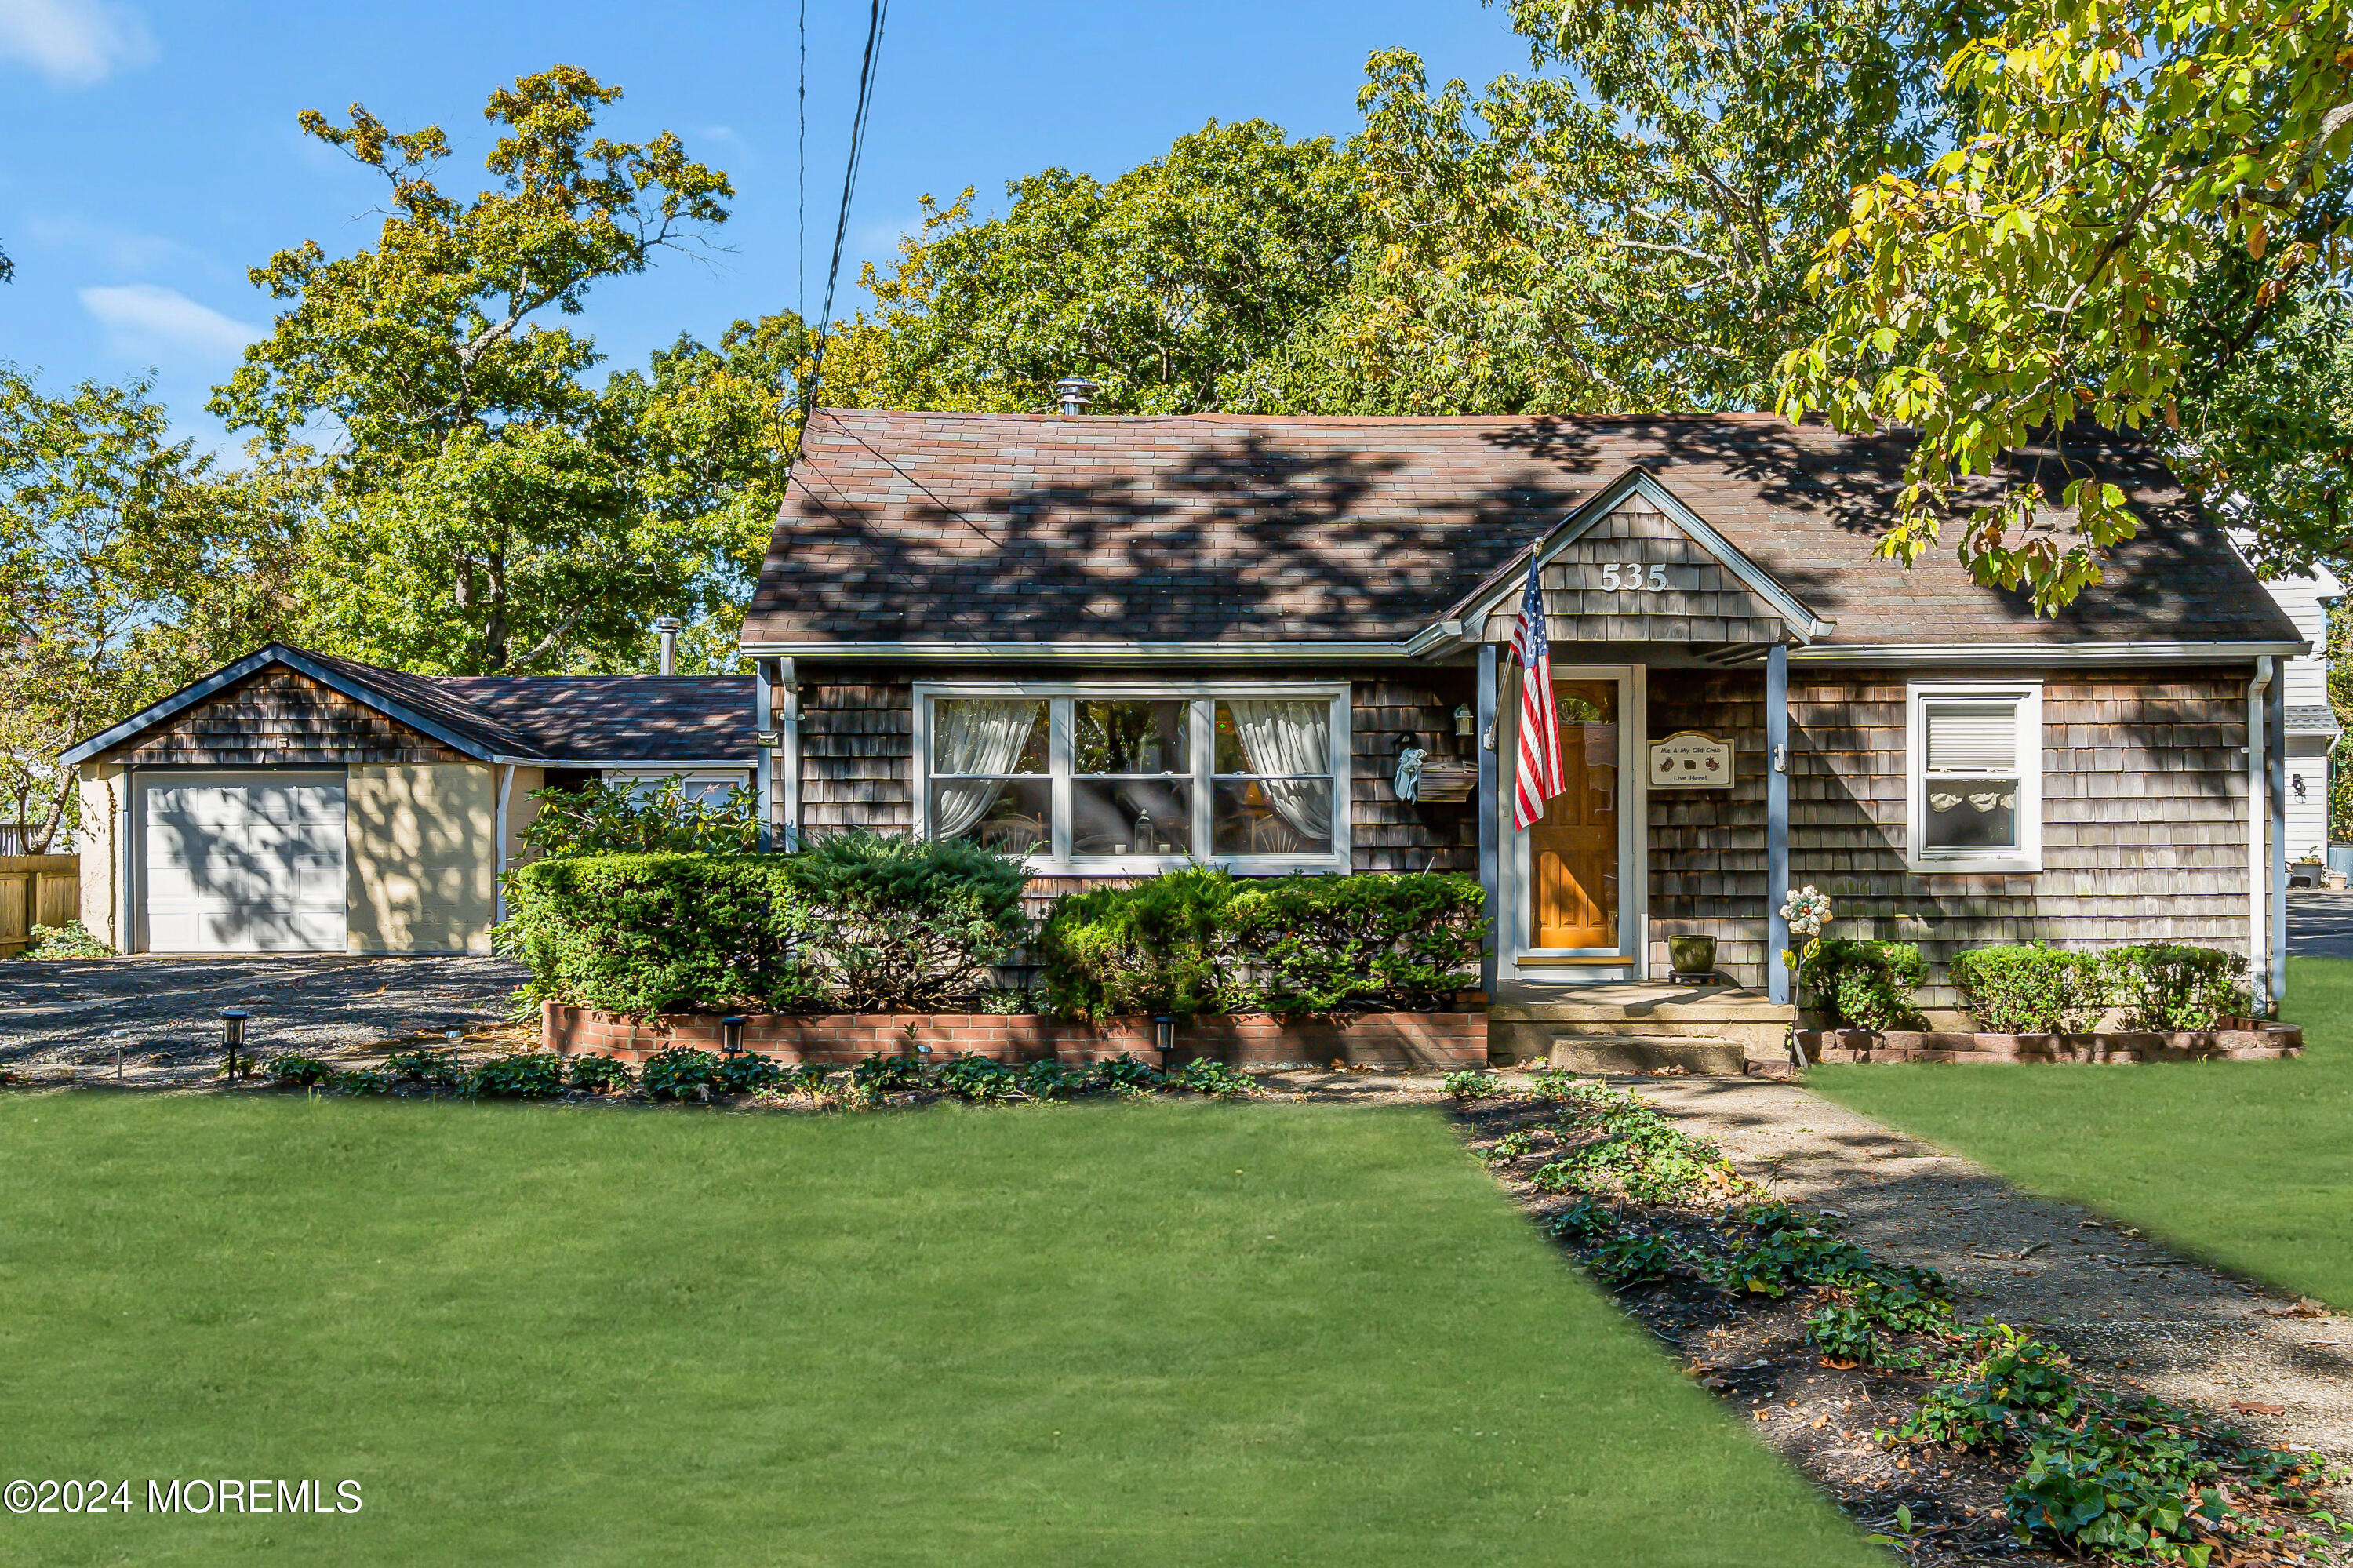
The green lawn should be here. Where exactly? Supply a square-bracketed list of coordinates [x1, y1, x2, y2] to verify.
[0, 1094, 1871, 1566]
[1810, 953, 2353, 1310]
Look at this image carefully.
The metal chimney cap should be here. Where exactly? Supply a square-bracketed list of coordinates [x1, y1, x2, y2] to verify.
[1053, 376, 1100, 415]
[652, 616, 684, 631]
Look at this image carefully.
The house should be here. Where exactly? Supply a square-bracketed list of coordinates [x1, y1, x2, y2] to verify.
[739, 406, 2306, 1032]
[63, 406, 2308, 1050]
[63, 646, 751, 955]
[2245, 555, 2340, 864]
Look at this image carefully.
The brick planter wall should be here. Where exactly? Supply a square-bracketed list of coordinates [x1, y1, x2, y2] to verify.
[1791, 1024, 2302, 1065]
[543, 1002, 1486, 1071]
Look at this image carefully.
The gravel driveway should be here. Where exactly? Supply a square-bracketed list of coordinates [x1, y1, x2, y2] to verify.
[0, 955, 529, 1082]
[2290, 889, 2353, 959]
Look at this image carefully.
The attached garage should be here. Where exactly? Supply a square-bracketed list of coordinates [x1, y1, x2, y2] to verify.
[64, 644, 757, 956]
[141, 771, 348, 952]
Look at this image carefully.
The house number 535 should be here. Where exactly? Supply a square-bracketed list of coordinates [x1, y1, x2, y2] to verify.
[1599, 562, 1669, 591]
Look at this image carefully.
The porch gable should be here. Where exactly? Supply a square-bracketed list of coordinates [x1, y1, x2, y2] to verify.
[1456, 469, 1832, 649]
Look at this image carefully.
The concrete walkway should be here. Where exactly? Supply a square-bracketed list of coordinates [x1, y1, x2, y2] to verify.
[1642, 1075, 2353, 1472]
[2289, 889, 2353, 959]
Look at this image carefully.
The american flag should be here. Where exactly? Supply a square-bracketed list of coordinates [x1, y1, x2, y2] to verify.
[1511, 552, 1564, 830]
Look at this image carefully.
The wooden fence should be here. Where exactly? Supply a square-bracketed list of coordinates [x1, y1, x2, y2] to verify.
[0, 855, 79, 957]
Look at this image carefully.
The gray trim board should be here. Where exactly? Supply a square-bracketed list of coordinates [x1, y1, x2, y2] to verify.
[1766, 643, 1791, 1006]
[1477, 643, 1500, 999]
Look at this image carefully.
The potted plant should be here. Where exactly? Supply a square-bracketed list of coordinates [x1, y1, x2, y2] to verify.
[1667, 933, 1717, 981]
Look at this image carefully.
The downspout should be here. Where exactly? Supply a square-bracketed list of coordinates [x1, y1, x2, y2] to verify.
[493, 762, 515, 927]
[117, 766, 134, 954]
[2248, 657, 2273, 1013]
[2269, 672, 2288, 1010]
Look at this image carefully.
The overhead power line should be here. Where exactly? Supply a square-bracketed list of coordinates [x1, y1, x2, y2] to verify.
[798, 0, 890, 433]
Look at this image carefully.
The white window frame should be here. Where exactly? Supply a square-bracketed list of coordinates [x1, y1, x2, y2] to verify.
[913, 681, 1352, 875]
[1905, 681, 2042, 874]
[606, 769, 752, 806]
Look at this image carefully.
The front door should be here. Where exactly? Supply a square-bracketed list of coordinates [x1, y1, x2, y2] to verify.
[1506, 665, 1643, 977]
[1531, 679, 1620, 949]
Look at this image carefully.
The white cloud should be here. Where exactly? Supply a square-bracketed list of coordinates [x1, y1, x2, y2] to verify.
[78, 283, 259, 361]
[0, 0, 155, 85]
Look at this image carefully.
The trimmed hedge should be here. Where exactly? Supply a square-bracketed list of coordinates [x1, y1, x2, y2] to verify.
[1948, 944, 2110, 1034]
[1807, 939, 1927, 1031]
[2108, 943, 2250, 1031]
[1038, 869, 1484, 1020]
[779, 831, 1030, 1012]
[500, 854, 821, 1017]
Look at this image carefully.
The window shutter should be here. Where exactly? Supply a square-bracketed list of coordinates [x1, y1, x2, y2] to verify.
[1924, 702, 2017, 773]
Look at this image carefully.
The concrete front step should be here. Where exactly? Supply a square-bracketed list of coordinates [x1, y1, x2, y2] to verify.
[1544, 1034, 1747, 1075]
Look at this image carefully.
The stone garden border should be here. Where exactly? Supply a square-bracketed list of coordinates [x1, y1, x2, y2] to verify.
[1795, 1020, 2302, 1064]
[543, 1002, 1486, 1071]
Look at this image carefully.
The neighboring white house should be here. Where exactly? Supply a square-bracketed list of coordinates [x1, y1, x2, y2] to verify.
[2252, 555, 2341, 860]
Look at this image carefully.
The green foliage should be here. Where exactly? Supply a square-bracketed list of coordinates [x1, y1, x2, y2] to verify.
[385, 1047, 466, 1089]
[1584, 1232, 1685, 1289]
[1949, 944, 2111, 1034]
[264, 1054, 337, 1088]
[1904, 1326, 2082, 1449]
[1532, 1079, 1747, 1204]
[1037, 869, 1483, 1019]
[522, 777, 758, 857]
[1443, 1069, 1504, 1101]
[467, 1051, 569, 1099]
[781, 831, 1031, 1011]
[566, 1053, 634, 1093]
[1483, 1129, 1537, 1164]
[1547, 1199, 1619, 1241]
[499, 853, 820, 1017]
[1808, 939, 1928, 1031]
[714, 1052, 784, 1096]
[1018, 1060, 1092, 1101]
[1222, 871, 1484, 1014]
[1165, 1058, 1256, 1097]
[1037, 866, 1235, 1019]
[642, 1046, 724, 1101]
[851, 1054, 929, 1095]
[333, 1068, 394, 1095]
[13, 921, 116, 960]
[2107, 944, 2253, 1031]
[936, 1053, 1020, 1104]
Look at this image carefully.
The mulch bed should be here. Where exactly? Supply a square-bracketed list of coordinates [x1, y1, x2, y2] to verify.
[1451, 1092, 2348, 1568]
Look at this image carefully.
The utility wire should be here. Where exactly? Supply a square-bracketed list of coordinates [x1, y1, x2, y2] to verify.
[798, 0, 889, 433]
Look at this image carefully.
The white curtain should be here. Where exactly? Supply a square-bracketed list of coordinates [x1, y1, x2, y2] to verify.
[1228, 699, 1333, 843]
[933, 700, 1041, 839]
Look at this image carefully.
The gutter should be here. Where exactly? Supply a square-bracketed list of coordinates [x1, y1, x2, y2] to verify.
[2249, 656, 2274, 1013]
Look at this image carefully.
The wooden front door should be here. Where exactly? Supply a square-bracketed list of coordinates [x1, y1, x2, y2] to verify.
[1530, 678, 1620, 950]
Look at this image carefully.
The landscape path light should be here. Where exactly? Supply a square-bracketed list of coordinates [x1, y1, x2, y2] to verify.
[219, 1010, 251, 1081]
[720, 1016, 748, 1058]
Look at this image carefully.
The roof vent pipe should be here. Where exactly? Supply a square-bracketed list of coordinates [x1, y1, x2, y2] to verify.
[654, 616, 682, 676]
[1054, 376, 1099, 416]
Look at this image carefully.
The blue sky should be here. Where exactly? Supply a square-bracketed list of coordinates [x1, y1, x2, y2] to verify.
[0, 0, 1534, 450]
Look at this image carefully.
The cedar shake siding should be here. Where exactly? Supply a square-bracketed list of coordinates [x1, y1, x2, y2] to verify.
[97, 667, 465, 767]
[1475, 493, 1798, 646]
[1646, 668, 1773, 984]
[1788, 668, 2252, 1004]
[792, 668, 1479, 875]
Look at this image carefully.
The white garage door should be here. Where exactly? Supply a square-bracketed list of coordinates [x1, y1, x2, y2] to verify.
[143, 772, 347, 953]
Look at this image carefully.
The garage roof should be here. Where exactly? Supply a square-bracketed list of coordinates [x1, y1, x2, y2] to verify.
[61, 645, 755, 768]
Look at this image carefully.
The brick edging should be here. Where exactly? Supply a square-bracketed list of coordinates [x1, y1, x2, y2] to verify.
[1791, 1024, 2304, 1064]
[543, 1002, 1487, 1070]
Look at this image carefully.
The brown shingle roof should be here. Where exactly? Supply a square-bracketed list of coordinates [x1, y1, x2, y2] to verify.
[744, 409, 2297, 649]
[439, 675, 753, 762]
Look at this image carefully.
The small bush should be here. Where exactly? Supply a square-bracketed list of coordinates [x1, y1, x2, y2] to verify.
[2106, 943, 2252, 1031]
[936, 1053, 1019, 1103]
[1036, 867, 1235, 1019]
[1019, 1060, 1092, 1101]
[784, 831, 1031, 1012]
[852, 1054, 929, 1094]
[501, 853, 822, 1017]
[386, 1047, 465, 1089]
[524, 777, 758, 857]
[567, 1053, 634, 1093]
[14, 920, 115, 960]
[467, 1052, 569, 1099]
[264, 1053, 336, 1087]
[1442, 1068, 1504, 1101]
[1949, 944, 2111, 1033]
[715, 1053, 784, 1095]
[642, 1046, 725, 1101]
[1222, 872, 1485, 1014]
[1165, 1058, 1254, 1097]
[1808, 939, 1928, 1030]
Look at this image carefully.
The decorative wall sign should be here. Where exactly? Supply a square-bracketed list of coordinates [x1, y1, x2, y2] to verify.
[1648, 730, 1733, 788]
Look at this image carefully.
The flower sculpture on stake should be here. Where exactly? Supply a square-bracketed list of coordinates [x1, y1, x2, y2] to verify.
[1777, 886, 1834, 1069]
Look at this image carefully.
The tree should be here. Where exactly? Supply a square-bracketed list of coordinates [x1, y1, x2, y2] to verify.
[0, 369, 305, 851]
[1777, 0, 2353, 610]
[213, 65, 741, 673]
[851, 119, 1365, 414]
[1274, 0, 1949, 414]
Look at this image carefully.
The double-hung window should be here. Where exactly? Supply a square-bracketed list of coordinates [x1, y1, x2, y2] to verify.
[915, 683, 1351, 872]
[1906, 682, 2042, 873]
